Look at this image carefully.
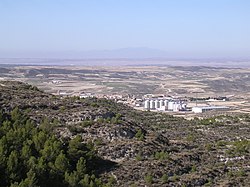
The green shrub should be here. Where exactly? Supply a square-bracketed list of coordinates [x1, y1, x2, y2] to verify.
[144, 174, 153, 185]
[106, 175, 116, 187]
[191, 165, 196, 172]
[135, 152, 143, 161]
[154, 151, 169, 160]
[186, 134, 195, 142]
[135, 129, 144, 141]
[172, 174, 179, 182]
[94, 138, 103, 146]
[81, 120, 94, 127]
[161, 174, 168, 183]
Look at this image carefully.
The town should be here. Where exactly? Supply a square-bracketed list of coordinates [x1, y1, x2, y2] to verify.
[57, 88, 230, 114]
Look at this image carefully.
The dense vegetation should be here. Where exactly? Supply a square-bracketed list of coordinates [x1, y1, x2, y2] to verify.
[0, 108, 102, 187]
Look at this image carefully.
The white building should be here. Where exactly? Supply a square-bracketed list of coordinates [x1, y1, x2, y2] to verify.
[168, 101, 174, 110]
[164, 100, 168, 109]
[144, 98, 187, 112]
[144, 100, 150, 109]
[159, 100, 164, 108]
[173, 103, 181, 112]
[155, 100, 160, 109]
[149, 100, 155, 109]
[79, 92, 95, 98]
[192, 106, 229, 113]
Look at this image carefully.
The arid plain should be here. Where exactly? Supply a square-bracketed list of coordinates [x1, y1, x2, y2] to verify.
[1, 65, 250, 115]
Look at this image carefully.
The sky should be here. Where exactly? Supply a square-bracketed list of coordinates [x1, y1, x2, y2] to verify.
[0, 0, 250, 59]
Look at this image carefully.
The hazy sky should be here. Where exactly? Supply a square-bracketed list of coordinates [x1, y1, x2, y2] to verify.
[0, 0, 250, 58]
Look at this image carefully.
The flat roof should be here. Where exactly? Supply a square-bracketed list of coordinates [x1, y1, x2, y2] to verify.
[192, 106, 229, 110]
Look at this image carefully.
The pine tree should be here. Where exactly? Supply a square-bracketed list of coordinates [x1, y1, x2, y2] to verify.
[7, 150, 19, 181]
[19, 169, 38, 187]
[0, 109, 3, 124]
[65, 171, 79, 187]
[68, 135, 87, 163]
[55, 152, 69, 172]
[76, 157, 86, 178]
[11, 107, 21, 122]
[21, 144, 32, 160]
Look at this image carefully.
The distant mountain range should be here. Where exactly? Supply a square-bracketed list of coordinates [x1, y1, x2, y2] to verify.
[76, 47, 170, 59]
[0, 47, 170, 59]
[0, 47, 250, 67]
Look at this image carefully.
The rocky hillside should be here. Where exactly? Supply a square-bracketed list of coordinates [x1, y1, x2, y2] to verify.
[0, 81, 249, 187]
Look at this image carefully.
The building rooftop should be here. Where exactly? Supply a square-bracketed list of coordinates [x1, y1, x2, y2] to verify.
[192, 106, 229, 110]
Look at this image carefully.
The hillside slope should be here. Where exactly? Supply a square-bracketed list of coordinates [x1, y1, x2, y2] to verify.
[0, 81, 249, 186]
